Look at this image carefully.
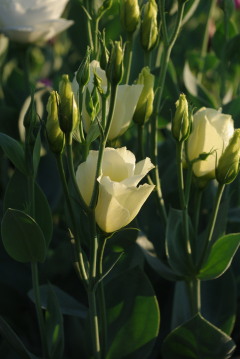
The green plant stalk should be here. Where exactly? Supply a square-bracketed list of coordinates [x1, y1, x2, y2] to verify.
[93, 17, 100, 59]
[56, 154, 89, 288]
[193, 187, 203, 237]
[123, 33, 133, 84]
[89, 84, 118, 209]
[88, 210, 101, 359]
[97, 237, 108, 358]
[65, 133, 90, 213]
[137, 124, 145, 161]
[220, 2, 230, 101]
[31, 262, 49, 358]
[187, 277, 201, 315]
[197, 183, 225, 269]
[85, 2, 94, 49]
[197, 0, 217, 83]
[176, 142, 192, 262]
[150, 0, 186, 225]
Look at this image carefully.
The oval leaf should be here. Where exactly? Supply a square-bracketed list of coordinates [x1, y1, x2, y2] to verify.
[162, 313, 235, 359]
[1, 208, 46, 263]
[3, 170, 53, 247]
[0, 133, 27, 174]
[198, 233, 240, 280]
[106, 266, 160, 359]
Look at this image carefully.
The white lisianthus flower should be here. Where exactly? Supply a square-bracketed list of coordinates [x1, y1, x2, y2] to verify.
[72, 60, 143, 140]
[0, 0, 73, 43]
[187, 107, 234, 178]
[76, 147, 155, 233]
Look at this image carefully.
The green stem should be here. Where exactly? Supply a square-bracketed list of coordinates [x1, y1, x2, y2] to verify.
[56, 154, 89, 288]
[93, 17, 100, 59]
[137, 124, 145, 161]
[193, 187, 203, 237]
[31, 262, 48, 358]
[197, 183, 225, 269]
[187, 278, 201, 315]
[88, 211, 101, 359]
[176, 142, 192, 261]
[97, 237, 108, 358]
[65, 134, 89, 213]
[197, 0, 217, 83]
[124, 33, 133, 84]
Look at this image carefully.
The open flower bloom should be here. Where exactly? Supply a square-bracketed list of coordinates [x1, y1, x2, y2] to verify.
[76, 147, 155, 233]
[0, 0, 73, 43]
[187, 107, 234, 178]
[72, 60, 143, 140]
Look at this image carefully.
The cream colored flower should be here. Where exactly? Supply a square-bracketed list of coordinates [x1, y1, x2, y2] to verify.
[72, 60, 143, 140]
[0, 0, 73, 43]
[187, 107, 234, 178]
[76, 147, 155, 233]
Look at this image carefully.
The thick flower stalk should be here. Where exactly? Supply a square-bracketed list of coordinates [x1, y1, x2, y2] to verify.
[76, 147, 155, 233]
[0, 0, 73, 43]
[72, 60, 143, 140]
[187, 107, 234, 179]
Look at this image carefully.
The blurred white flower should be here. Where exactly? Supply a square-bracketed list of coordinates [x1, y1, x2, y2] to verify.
[76, 147, 155, 233]
[0, 0, 73, 43]
[72, 60, 143, 140]
[187, 107, 234, 179]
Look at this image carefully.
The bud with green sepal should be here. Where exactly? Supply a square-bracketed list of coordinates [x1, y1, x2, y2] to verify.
[140, 0, 158, 52]
[106, 41, 124, 85]
[120, 0, 140, 34]
[59, 74, 79, 137]
[76, 46, 91, 89]
[99, 30, 109, 71]
[172, 93, 191, 142]
[133, 67, 154, 125]
[46, 91, 65, 155]
[216, 129, 240, 185]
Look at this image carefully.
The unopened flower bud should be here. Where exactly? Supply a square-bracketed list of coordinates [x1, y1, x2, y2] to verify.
[140, 0, 158, 52]
[120, 0, 140, 34]
[76, 47, 91, 88]
[172, 94, 190, 142]
[85, 87, 100, 120]
[133, 67, 154, 125]
[59, 74, 79, 135]
[216, 129, 240, 184]
[99, 30, 109, 70]
[106, 41, 124, 85]
[46, 91, 65, 154]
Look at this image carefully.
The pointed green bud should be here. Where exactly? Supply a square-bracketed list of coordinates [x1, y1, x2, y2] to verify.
[172, 93, 190, 142]
[46, 91, 65, 154]
[140, 0, 158, 52]
[99, 30, 109, 70]
[216, 129, 240, 184]
[106, 41, 124, 85]
[85, 86, 100, 121]
[59, 74, 79, 135]
[120, 0, 140, 34]
[133, 67, 154, 125]
[76, 46, 91, 88]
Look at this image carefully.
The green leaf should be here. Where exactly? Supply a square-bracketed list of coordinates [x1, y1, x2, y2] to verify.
[165, 208, 193, 277]
[3, 170, 53, 247]
[171, 271, 236, 335]
[28, 284, 88, 319]
[106, 266, 160, 359]
[162, 313, 235, 359]
[198, 233, 240, 280]
[1, 208, 46, 263]
[0, 133, 27, 174]
[45, 284, 64, 359]
[0, 316, 37, 359]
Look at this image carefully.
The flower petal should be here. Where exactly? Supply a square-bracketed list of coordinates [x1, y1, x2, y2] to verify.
[108, 84, 143, 140]
[76, 150, 98, 205]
